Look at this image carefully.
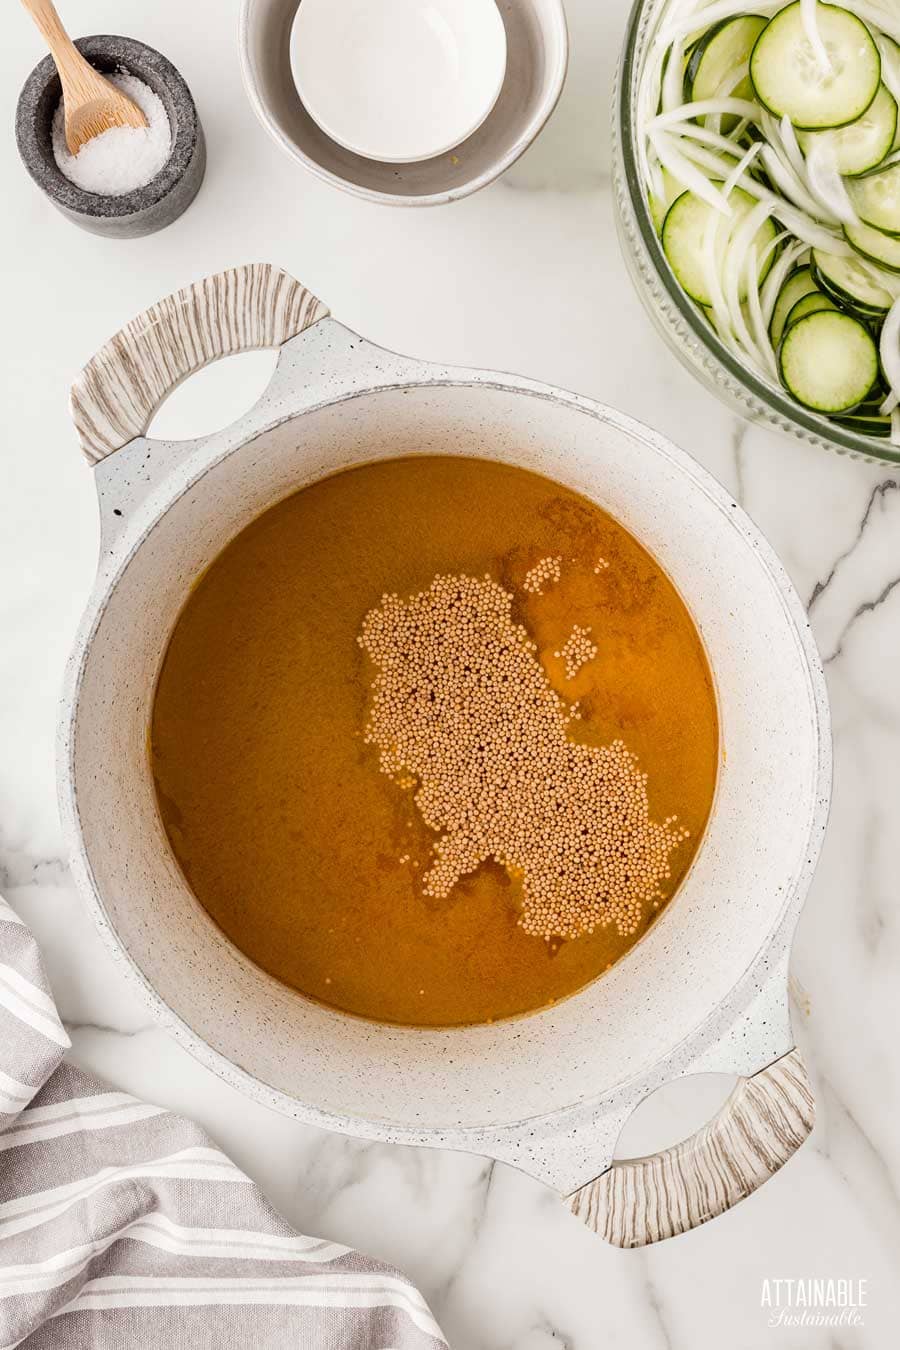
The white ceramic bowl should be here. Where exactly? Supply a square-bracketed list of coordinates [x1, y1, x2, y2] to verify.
[289, 0, 507, 164]
[63, 266, 829, 1247]
[240, 0, 567, 205]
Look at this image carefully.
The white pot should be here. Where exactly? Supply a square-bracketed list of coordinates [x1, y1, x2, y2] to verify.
[60, 265, 831, 1247]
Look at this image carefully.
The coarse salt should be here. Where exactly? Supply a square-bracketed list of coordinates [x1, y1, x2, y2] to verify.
[52, 71, 171, 196]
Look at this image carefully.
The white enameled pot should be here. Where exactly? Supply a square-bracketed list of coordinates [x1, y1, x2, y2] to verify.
[60, 265, 831, 1247]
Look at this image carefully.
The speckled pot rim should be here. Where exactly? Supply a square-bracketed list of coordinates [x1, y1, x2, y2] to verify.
[57, 339, 832, 1157]
[15, 35, 198, 219]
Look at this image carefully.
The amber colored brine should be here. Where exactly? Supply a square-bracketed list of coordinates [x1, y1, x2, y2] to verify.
[150, 457, 718, 1026]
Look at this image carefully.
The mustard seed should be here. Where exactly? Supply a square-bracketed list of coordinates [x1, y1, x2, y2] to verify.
[359, 573, 688, 942]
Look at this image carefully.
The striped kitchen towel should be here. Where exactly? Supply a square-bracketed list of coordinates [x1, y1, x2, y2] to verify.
[0, 894, 447, 1349]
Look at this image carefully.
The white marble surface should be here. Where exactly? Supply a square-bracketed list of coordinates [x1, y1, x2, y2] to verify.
[2, 0, 900, 1345]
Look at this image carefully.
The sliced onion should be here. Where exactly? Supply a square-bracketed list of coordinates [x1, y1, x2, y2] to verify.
[649, 131, 732, 212]
[724, 140, 763, 196]
[659, 0, 783, 48]
[760, 144, 832, 220]
[702, 199, 734, 344]
[778, 114, 808, 183]
[891, 409, 900, 446]
[708, 66, 747, 134]
[804, 141, 860, 226]
[722, 198, 775, 367]
[760, 112, 839, 221]
[879, 299, 900, 413]
[655, 118, 752, 159]
[649, 97, 760, 130]
[877, 36, 900, 108]
[801, 0, 832, 77]
[662, 38, 687, 113]
[760, 237, 809, 326]
[851, 3, 900, 45]
[745, 227, 780, 377]
[858, 256, 900, 301]
[676, 138, 848, 249]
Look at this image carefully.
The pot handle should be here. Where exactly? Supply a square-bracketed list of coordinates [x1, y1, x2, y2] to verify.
[69, 264, 329, 464]
[566, 1047, 813, 1246]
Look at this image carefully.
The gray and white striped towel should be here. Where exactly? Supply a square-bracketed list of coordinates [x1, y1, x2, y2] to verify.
[0, 895, 447, 1349]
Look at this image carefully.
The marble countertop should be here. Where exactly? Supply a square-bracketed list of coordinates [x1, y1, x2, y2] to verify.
[3, 1, 899, 1345]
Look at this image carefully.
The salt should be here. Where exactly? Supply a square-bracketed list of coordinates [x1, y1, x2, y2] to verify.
[51, 72, 171, 196]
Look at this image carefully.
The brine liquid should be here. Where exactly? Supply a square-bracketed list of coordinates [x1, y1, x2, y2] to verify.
[151, 456, 718, 1026]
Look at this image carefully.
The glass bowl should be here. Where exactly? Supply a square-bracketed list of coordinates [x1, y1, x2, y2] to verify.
[612, 0, 899, 467]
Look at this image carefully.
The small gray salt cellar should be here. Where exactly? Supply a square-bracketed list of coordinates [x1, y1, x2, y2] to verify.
[16, 35, 205, 239]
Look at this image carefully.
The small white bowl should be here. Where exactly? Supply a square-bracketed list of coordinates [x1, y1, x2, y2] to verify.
[289, 0, 507, 164]
[240, 0, 568, 207]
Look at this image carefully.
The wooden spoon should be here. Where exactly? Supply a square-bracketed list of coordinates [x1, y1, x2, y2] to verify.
[20, 0, 147, 155]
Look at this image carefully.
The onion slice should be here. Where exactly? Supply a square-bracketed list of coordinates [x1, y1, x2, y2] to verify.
[662, 38, 687, 113]
[760, 237, 809, 326]
[649, 130, 732, 212]
[724, 140, 763, 196]
[879, 299, 900, 414]
[878, 36, 900, 108]
[801, 0, 832, 77]
[659, 0, 783, 48]
[851, 3, 900, 45]
[804, 141, 860, 226]
[649, 98, 760, 130]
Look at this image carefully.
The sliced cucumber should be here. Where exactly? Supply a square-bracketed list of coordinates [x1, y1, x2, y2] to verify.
[811, 248, 895, 313]
[784, 292, 838, 328]
[847, 160, 900, 236]
[833, 413, 892, 437]
[769, 265, 819, 345]
[662, 187, 777, 307]
[845, 219, 900, 272]
[882, 37, 900, 149]
[750, 3, 881, 130]
[686, 15, 768, 104]
[798, 84, 898, 176]
[778, 310, 879, 412]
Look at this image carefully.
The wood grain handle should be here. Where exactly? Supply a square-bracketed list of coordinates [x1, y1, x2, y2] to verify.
[70, 264, 329, 464]
[566, 1047, 814, 1247]
[20, 0, 80, 67]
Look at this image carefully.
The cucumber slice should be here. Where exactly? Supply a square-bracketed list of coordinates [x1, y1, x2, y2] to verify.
[784, 292, 838, 328]
[750, 3, 881, 130]
[845, 219, 900, 272]
[778, 310, 879, 412]
[882, 37, 900, 149]
[812, 248, 895, 313]
[798, 84, 898, 176]
[833, 414, 892, 437]
[769, 265, 819, 345]
[847, 160, 900, 236]
[662, 187, 777, 307]
[686, 15, 768, 103]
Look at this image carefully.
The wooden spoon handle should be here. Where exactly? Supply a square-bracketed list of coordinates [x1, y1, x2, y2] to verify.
[20, 0, 114, 118]
[20, 0, 83, 82]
